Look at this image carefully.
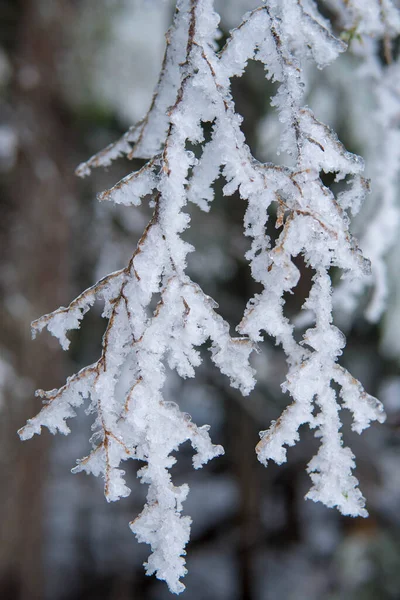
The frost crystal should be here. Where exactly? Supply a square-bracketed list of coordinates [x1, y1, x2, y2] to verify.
[331, 1, 400, 325]
[20, 0, 389, 593]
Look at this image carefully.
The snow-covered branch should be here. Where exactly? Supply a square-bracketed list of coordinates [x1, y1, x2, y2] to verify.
[20, 0, 392, 592]
[331, 0, 400, 324]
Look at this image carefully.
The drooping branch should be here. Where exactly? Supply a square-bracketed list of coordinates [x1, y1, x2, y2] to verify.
[20, 1, 256, 593]
[19, 0, 391, 593]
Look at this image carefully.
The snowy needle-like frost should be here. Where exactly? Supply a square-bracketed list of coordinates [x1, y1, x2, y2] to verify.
[20, 0, 393, 593]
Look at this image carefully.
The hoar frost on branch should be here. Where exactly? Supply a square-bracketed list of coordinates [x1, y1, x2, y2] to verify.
[19, 0, 395, 593]
[329, 0, 400, 324]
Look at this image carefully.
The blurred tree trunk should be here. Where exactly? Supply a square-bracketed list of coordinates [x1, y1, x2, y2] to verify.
[0, 1, 75, 597]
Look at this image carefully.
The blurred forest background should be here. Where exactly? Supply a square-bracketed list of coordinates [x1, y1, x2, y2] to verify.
[1, 1, 400, 599]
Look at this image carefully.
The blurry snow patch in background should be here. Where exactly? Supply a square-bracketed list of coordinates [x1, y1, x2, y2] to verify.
[382, 236, 400, 360]
[379, 377, 400, 415]
[97, 0, 170, 124]
[215, 0, 261, 30]
[0, 125, 17, 172]
[63, 0, 171, 125]
[0, 353, 31, 410]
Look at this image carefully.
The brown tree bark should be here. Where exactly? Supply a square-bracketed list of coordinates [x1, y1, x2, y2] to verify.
[0, 1, 75, 597]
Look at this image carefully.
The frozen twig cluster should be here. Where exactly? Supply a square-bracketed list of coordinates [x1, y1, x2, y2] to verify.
[330, 0, 400, 323]
[20, 0, 393, 593]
